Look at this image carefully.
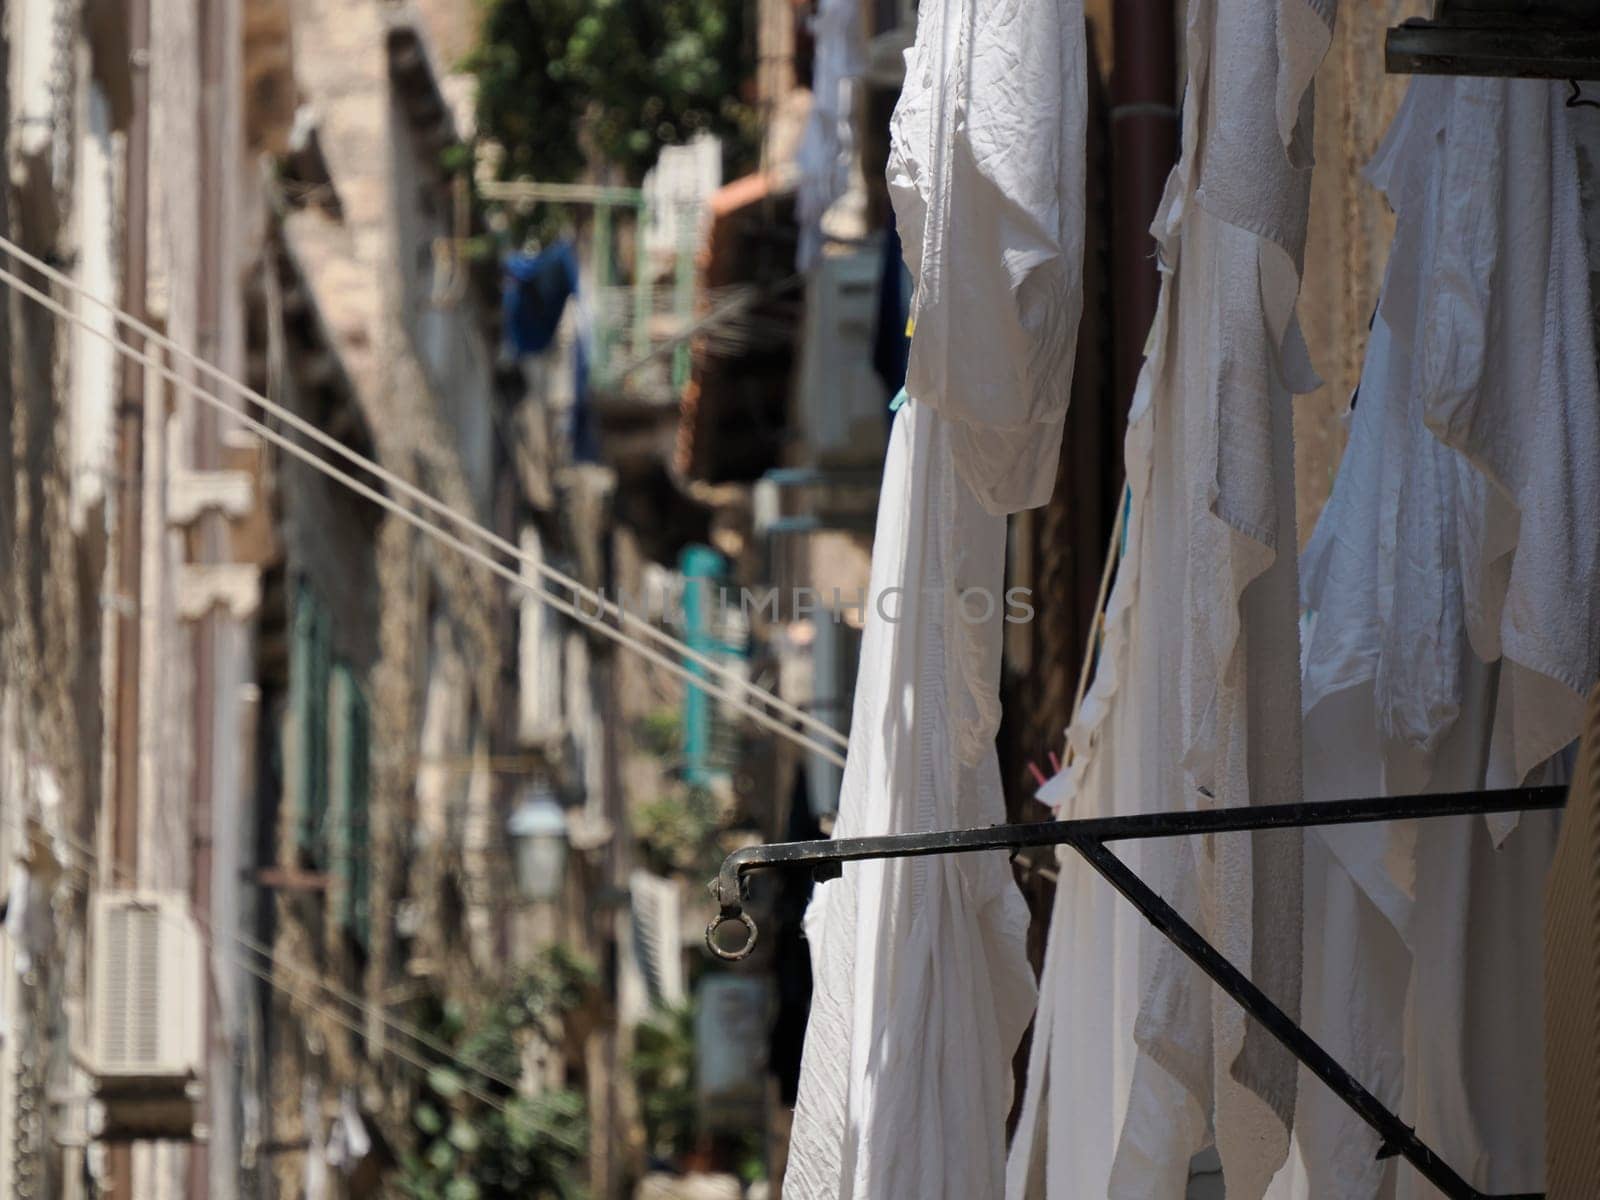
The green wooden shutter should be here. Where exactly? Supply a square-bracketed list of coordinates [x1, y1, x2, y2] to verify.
[331, 663, 372, 945]
[680, 545, 746, 785]
[292, 581, 332, 865]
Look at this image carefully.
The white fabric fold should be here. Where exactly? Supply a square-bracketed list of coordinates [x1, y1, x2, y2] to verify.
[1010, 0, 1333, 1195]
[787, 400, 1036, 1200]
[888, 0, 1086, 514]
[1279, 76, 1600, 1200]
[788, 0, 1086, 1191]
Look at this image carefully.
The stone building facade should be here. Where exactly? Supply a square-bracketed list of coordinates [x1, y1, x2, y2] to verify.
[0, 0, 622, 1196]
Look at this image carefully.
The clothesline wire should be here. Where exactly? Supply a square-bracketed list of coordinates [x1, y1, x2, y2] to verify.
[0, 230, 845, 753]
[47, 826, 513, 1113]
[1065, 483, 1130, 763]
[0, 236, 849, 768]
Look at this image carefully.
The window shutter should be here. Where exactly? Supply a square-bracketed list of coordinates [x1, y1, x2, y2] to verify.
[331, 663, 372, 945]
[292, 582, 332, 864]
[629, 870, 685, 1008]
[680, 545, 746, 785]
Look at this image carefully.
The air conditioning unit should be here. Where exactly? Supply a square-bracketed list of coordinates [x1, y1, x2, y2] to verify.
[794, 250, 891, 467]
[88, 891, 203, 1140]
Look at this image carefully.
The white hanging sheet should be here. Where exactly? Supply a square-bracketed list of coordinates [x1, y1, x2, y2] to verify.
[889, 0, 1087, 514]
[786, 399, 1037, 1199]
[1010, 0, 1334, 1194]
[787, 0, 1086, 1190]
[1274, 74, 1600, 1200]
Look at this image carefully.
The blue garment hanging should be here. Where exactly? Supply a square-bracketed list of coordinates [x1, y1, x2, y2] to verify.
[502, 240, 579, 357]
[503, 240, 600, 462]
[872, 216, 913, 406]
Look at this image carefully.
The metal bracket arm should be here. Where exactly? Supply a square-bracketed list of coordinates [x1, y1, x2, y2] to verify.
[706, 784, 1565, 1200]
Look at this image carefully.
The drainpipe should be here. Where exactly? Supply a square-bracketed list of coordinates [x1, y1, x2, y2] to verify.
[1109, 0, 1179, 423]
[111, 0, 150, 921]
[109, 0, 150, 1189]
[189, 0, 227, 1193]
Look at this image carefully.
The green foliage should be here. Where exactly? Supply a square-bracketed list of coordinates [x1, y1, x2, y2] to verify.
[465, 0, 760, 185]
[631, 784, 721, 877]
[635, 707, 684, 759]
[628, 1000, 767, 1179]
[398, 949, 597, 1200]
[629, 1003, 698, 1163]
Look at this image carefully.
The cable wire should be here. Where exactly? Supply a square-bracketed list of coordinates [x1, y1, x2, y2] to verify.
[0, 242, 848, 768]
[0, 238, 854, 1112]
[0, 231, 847, 754]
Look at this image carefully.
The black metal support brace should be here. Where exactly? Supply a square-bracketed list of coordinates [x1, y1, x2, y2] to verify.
[1385, 0, 1600, 79]
[705, 785, 1566, 1200]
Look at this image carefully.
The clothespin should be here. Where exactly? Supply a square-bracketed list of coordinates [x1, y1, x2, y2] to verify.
[1026, 761, 1049, 788]
[1048, 751, 1061, 774]
[889, 387, 909, 413]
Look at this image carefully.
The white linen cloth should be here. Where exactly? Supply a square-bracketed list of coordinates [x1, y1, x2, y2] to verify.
[1010, 0, 1334, 1195]
[786, 399, 1037, 1199]
[888, 0, 1087, 514]
[787, 0, 1085, 1191]
[1274, 75, 1600, 1200]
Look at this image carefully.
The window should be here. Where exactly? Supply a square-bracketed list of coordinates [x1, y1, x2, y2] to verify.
[290, 581, 332, 865]
[679, 545, 748, 785]
[330, 664, 372, 946]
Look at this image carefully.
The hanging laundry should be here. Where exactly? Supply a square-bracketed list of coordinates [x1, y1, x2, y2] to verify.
[786, 398, 1037, 1199]
[888, 0, 1088, 514]
[502, 240, 579, 357]
[871, 214, 912, 409]
[503, 240, 599, 462]
[1277, 74, 1600, 1200]
[571, 329, 599, 464]
[1011, 0, 1333, 1195]
[303, 1080, 330, 1200]
[787, 0, 1086, 1191]
[5, 827, 62, 979]
[795, 0, 866, 270]
[4, 862, 50, 978]
[324, 1086, 372, 1176]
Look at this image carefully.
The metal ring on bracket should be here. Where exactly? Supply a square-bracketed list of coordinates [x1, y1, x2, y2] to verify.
[705, 911, 758, 961]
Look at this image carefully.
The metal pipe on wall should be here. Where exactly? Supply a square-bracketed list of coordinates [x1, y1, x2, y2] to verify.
[109, 0, 151, 1190]
[111, 0, 150, 883]
[189, 0, 229, 1190]
[1110, 0, 1179, 420]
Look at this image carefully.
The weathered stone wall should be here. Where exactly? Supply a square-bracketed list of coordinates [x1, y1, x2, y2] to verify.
[261, 2, 519, 1188]
[1294, 0, 1424, 542]
[0, 2, 113, 1194]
